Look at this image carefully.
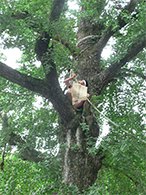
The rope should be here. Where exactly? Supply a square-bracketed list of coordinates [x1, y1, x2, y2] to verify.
[72, 73, 119, 127]
[76, 35, 94, 46]
[71, 71, 146, 144]
[86, 98, 119, 128]
[86, 98, 146, 144]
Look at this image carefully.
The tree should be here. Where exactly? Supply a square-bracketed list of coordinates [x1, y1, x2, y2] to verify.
[0, 0, 146, 194]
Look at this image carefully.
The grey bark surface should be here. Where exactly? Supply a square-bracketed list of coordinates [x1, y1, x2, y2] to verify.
[0, 0, 146, 193]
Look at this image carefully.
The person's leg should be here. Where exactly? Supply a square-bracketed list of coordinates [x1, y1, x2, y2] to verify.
[73, 100, 85, 110]
[83, 100, 88, 110]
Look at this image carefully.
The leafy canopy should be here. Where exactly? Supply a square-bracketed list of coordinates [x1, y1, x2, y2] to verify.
[0, 0, 146, 194]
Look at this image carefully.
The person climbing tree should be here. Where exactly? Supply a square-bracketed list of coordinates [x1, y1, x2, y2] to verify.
[64, 73, 89, 110]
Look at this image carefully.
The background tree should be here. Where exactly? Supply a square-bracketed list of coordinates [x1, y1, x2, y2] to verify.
[0, 0, 146, 194]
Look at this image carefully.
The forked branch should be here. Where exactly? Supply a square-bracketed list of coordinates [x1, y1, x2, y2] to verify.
[102, 35, 146, 83]
[0, 61, 75, 122]
[0, 62, 48, 96]
[95, 0, 144, 55]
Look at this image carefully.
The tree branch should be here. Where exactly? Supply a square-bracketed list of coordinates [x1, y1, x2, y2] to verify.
[1, 0, 66, 28]
[40, 60, 76, 122]
[53, 37, 78, 57]
[49, 0, 66, 22]
[11, 11, 29, 20]
[0, 62, 75, 122]
[121, 68, 146, 80]
[33, 1, 76, 123]
[0, 146, 5, 172]
[0, 61, 48, 95]
[9, 132, 46, 163]
[34, 0, 66, 72]
[0, 112, 46, 163]
[103, 162, 139, 187]
[102, 35, 146, 83]
[11, 0, 66, 22]
[94, 0, 144, 56]
[123, 77, 146, 97]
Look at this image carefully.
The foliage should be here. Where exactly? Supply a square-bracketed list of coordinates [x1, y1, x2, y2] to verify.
[0, 154, 80, 194]
[0, 0, 146, 194]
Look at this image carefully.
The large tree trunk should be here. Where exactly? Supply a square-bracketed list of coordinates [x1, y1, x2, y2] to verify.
[58, 16, 103, 192]
[56, 1, 146, 188]
[1, 0, 146, 193]
[59, 105, 101, 192]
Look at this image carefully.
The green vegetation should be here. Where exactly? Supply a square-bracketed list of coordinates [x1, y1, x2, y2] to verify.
[0, 0, 146, 194]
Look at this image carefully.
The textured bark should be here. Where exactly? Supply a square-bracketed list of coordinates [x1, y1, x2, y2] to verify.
[58, 1, 146, 191]
[0, 62, 75, 123]
[76, 0, 145, 96]
[49, 0, 66, 22]
[0, 0, 146, 193]
[59, 107, 101, 192]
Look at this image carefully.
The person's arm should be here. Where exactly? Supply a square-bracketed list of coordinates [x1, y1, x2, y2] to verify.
[64, 73, 76, 88]
[87, 93, 90, 98]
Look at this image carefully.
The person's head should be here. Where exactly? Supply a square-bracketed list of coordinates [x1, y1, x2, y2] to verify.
[78, 80, 88, 87]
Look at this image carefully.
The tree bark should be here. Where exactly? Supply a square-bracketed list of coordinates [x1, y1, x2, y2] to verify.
[0, 0, 146, 193]
[59, 107, 101, 192]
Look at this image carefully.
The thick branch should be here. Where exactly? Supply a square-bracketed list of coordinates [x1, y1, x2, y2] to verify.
[9, 132, 46, 163]
[35, 0, 66, 71]
[102, 35, 146, 83]
[0, 112, 46, 163]
[41, 61, 76, 122]
[0, 62, 48, 95]
[49, 0, 66, 22]
[95, 0, 144, 55]
[0, 62, 75, 122]
[33, 0, 76, 122]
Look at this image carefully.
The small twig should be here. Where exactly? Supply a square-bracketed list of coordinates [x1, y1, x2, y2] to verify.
[121, 69, 146, 80]
[123, 77, 146, 97]
[2, 91, 33, 97]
